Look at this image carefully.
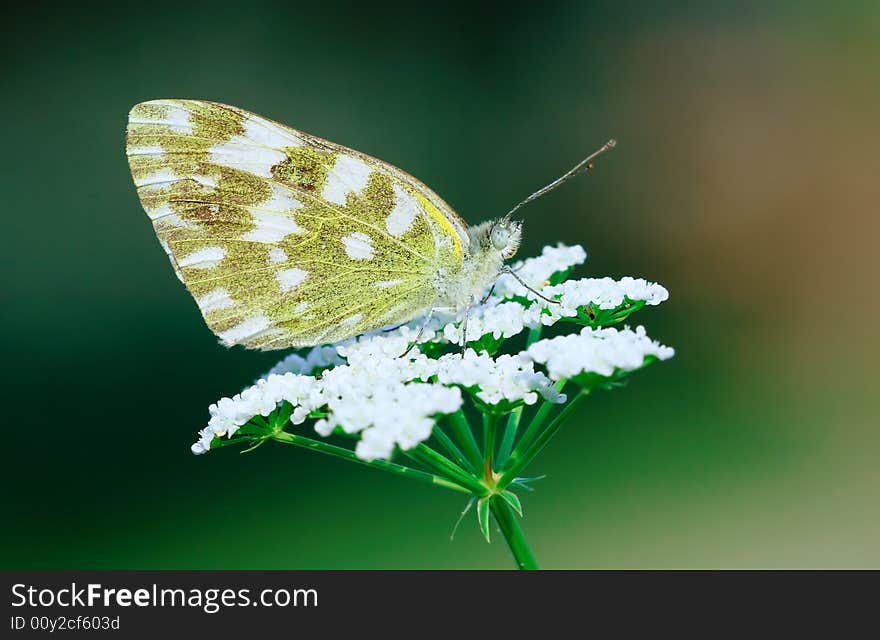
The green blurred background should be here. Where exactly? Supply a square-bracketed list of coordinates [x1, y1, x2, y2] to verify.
[3, 1, 877, 568]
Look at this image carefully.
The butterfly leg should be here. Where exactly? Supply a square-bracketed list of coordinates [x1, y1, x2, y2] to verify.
[459, 304, 471, 358]
[500, 266, 561, 305]
[480, 283, 496, 305]
[401, 308, 436, 357]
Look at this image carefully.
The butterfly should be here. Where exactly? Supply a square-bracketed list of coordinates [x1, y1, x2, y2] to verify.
[126, 100, 613, 350]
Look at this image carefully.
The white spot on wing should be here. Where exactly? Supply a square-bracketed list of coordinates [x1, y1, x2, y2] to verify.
[208, 140, 286, 177]
[218, 314, 272, 345]
[322, 155, 372, 205]
[127, 145, 165, 156]
[135, 168, 177, 187]
[374, 280, 404, 288]
[268, 248, 288, 264]
[276, 268, 308, 293]
[146, 203, 174, 220]
[197, 288, 234, 313]
[242, 116, 304, 147]
[385, 183, 420, 237]
[242, 211, 302, 243]
[294, 302, 308, 314]
[260, 184, 303, 212]
[178, 246, 225, 269]
[130, 104, 193, 132]
[164, 105, 193, 131]
[341, 313, 363, 326]
[159, 214, 198, 230]
[192, 175, 217, 188]
[341, 231, 374, 260]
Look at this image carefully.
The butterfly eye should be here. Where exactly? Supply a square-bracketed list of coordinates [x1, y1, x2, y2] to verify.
[490, 224, 510, 251]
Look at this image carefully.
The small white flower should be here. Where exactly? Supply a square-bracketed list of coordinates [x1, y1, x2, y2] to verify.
[528, 277, 670, 326]
[194, 373, 322, 451]
[442, 301, 528, 345]
[206, 396, 253, 437]
[239, 376, 284, 417]
[437, 350, 563, 406]
[321, 381, 463, 461]
[618, 277, 670, 306]
[191, 427, 215, 455]
[263, 346, 343, 377]
[526, 325, 675, 381]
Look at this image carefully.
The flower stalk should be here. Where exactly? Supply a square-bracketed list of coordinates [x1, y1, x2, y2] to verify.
[447, 410, 483, 471]
[405, 444, 488, 496]
[483, 413, 499, 480]
[490, 495, 538, 570]
[497, 389, 589, 490]
[495, 406, 522, 468]
[270, 431, 469, 494]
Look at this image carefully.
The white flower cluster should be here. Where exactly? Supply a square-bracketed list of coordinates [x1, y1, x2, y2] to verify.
[443, 273, 669, 345]
[191, 372, 321, 454]
[192, 244, 673, 461]
[436, 351, 564, 406]
[533, 276, 669, 326]
[526, 325, 675, 381]
[314, 375, 462, 461]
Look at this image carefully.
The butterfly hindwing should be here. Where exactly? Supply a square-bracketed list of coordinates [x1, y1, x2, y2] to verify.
[126, 100, 466, 349]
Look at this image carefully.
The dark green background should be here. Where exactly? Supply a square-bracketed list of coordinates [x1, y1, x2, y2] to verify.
[3, 1, 877, 568]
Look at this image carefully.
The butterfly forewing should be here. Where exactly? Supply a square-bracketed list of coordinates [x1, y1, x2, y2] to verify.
[126, 100, 466, 349]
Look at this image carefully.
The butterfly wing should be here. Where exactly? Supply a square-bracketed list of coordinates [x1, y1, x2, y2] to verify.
[126, 100, 467, 349]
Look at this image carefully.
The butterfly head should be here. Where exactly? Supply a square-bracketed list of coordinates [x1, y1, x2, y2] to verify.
[486, 217, 522, 260]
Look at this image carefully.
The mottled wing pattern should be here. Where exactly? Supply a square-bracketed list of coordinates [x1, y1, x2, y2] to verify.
[126, 100, 466, 349]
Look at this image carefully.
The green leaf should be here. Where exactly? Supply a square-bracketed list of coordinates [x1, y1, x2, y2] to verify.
[510, 474, 546, 493]
[471, 395, 522, 416]
[557, 297, 650, 329]
[208, 435, 254, 450]
[571, 354, 661, 392]
[416, 340, 448, 359]
[500, 490, 523, 516]
[548, 267, 573, 286]
[450, 497, 476, 540]
[238, 438, 268, 454]
[477, 497, 491, 543]
[250, 415, 270, 428]
[272, 401, 294, 428]
[466, 332, 505, 355]
[233, 423, 270, 437]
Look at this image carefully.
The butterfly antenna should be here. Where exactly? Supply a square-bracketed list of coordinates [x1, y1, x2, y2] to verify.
[504, 139, 617, 218]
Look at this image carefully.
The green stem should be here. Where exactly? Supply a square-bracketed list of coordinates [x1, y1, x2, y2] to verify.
[271, 431, 468, 494]
[406, 444, 488, 496]
[498, 389, 588, 489]
[526, 326, 543, 345]
[432, 425, 475, 473]
[504, 378, 568, 468]
[483, 413, 500, 480]
[447, 410, 483, 470]
[496, 407, 522, 468]
[495, 326, 543, 468]
[490, 495, 538, 570]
